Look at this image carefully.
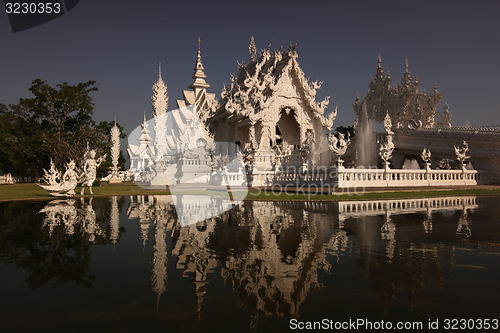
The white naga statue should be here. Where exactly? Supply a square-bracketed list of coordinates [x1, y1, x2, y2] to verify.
[38, 159, 79, 197]
[80, 149, 106, 195]
[328, 132, 351, 166]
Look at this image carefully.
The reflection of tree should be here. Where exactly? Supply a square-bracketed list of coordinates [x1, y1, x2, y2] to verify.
[0, 198, 123, 289]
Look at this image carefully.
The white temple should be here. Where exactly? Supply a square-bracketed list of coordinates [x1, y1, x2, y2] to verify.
[209, 40, 336, 185]
[127, 38, 496, 189]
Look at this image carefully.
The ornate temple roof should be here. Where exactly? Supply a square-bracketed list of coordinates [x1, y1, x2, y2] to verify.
[211, 38, 336, 129]
[354, 56, 449, 130]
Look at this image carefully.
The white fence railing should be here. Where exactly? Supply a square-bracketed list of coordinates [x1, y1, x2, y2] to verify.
[338, 168, 488, 188]
[274, 167, 489, 189]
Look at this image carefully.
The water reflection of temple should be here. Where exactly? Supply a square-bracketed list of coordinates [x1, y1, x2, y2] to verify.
[34, 194, 493, 325]
[126, 196, 350, 319]
[122, 195, 486, 321]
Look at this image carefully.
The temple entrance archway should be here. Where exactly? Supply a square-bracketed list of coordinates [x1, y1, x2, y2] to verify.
[276, 107, 300, 149]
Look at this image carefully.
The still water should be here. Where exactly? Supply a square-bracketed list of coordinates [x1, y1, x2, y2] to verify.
[0, 195, 499, 332]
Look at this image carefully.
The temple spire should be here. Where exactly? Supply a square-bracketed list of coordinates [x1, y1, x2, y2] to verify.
[402, 59, 412, 88]
[152, 62, 168, 116]
[140, 111, 151, 145]
[249, 36, 256, 60]
[190, 38, 210, 89]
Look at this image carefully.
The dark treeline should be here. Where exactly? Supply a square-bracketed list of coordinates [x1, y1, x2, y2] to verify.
[0, 79, 126, 180]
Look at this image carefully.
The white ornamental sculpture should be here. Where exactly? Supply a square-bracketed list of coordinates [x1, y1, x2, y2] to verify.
[152, 63, 169, 160]
[328, 132, 351, 167]
[38, 159, 79, 197]
[108, 121, 122, 183]
[80, 148, 107, 195]
[421, 147, 432, 171]
[379, 112, 395, 168]
[454, 141, 470, 168]
[379, 142, 394, 167]
[421, 147, 431, 163]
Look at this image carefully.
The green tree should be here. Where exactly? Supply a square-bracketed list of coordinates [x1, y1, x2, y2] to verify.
[10, 79, 98, 168]
[4, 79, 125, 180]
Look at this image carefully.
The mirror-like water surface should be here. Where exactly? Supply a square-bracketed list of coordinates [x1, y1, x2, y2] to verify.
[1, 195, 499, 332]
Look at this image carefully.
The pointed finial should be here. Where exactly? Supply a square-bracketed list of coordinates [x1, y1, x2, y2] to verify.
[190, 37, 210, 89]
[159, 62, 162, 79]
[378, 53, 382, 64]
[249, 36, 256, 57]
[197, 37, 201, 59]
[143, 110, 147, 123]
[405, 59, 409, 70]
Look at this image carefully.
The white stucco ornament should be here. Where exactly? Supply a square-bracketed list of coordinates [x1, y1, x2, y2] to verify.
[328, 132, 351, 166]
[38, 159, 79, 197]
[454, 141, 470, 166]
[379, 142, 394, 164]
[421, 147, 431, 163]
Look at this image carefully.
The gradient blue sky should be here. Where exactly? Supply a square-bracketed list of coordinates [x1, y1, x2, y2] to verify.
[1, 0, 499, 137]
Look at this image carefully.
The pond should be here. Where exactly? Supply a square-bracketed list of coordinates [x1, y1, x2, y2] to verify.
[0, 195, 499, 332]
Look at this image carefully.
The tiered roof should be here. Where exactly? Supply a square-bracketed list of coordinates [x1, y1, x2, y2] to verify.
[212, 38, 336, 129]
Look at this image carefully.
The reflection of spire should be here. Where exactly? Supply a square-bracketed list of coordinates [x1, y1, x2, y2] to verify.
[456, 208, 472, 238]
[250, 312, 259, 333]
[380, 213, 396, 262]
[151, 214, 168, 310]
[423, 207, 433, 234]
[110, 196, 119, 244]
[140, 220, 150, 250]
[194, 279, 208, 323]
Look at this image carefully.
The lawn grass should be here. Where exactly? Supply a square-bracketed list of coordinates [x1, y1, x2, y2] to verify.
[1, 182, 499, 202]
[0, 182, 171, 201]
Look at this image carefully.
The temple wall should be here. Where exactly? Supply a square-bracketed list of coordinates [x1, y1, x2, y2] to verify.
[392, 128, 500, 183]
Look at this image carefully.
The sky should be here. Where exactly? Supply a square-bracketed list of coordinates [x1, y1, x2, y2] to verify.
[1, 0, 499, 140]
